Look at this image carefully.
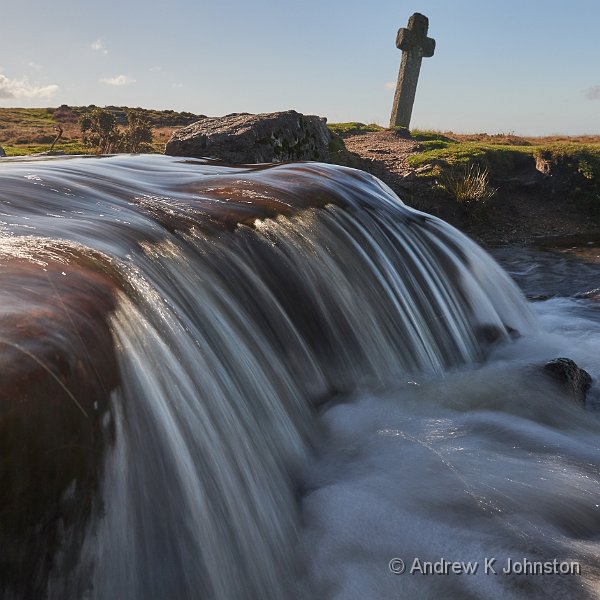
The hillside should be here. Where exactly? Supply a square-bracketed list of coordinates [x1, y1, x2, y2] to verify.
[0, 106, 203, 156]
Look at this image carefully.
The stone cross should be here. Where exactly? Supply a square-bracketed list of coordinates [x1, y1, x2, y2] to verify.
[389, 13, 435, 129]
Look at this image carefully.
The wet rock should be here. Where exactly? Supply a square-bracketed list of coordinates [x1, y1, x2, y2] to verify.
[0, 251, 119, 597]
[574, 288, 600, 300]
[475, 324, 520, 345]
[543, 357, 592, 404]
[165, 110, 331, 164]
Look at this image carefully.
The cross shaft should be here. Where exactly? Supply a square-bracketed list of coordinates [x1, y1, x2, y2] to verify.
[389, 13, 436, 129]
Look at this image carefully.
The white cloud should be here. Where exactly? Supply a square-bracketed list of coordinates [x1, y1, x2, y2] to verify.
[384, 81, 396, 90]
[27, 62, 42, 71]
[171, 82, 184, 88]
[585, 86, 600, 101]
[91, 39, 108, 55]
[0, 73, 59, 100]
[100, 75, 136, 86]
[149, 66, 162, 72]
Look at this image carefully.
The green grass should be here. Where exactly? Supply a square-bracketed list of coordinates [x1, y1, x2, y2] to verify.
[406, 129, 600, 216]
[408, 141, 534, 172]
[410, 130, 455, 143]
[2, 141, 89, 156]
[327, 122, 384, 137]
[408, 130, 600, 172]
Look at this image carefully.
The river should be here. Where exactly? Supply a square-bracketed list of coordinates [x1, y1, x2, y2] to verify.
[0, 155, 598, 599]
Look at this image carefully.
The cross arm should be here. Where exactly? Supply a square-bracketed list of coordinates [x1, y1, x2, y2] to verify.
[396, 28, 436, 57]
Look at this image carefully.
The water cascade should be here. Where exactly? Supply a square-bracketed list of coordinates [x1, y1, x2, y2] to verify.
[1, 155, 598, 599]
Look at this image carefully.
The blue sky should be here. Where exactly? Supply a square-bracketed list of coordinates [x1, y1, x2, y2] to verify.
[2, 0, 599, 135]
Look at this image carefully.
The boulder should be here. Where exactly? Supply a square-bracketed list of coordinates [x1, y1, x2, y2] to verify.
[543, 357, 592, 404]
[0, 146, 5, 157]
[165, 110, 331, 164]
[0, 252, 119, 597]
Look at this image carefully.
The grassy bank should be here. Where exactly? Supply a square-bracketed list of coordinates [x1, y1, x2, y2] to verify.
[407, 130, 600, 172]
[327, 123, 600, 244]
[404, 130, 600, 216]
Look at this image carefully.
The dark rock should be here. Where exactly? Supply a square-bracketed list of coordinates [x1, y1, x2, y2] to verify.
[165, 110, 331, 164]
[574, 288, 600, 300]
[543, 357, 592, 404]
[0, 146, 5, 157]
[0, 253, 119, 597]
[475, 324, 520, 345]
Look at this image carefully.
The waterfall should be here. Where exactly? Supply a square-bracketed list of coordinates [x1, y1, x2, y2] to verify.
[0, 156, 540, 599]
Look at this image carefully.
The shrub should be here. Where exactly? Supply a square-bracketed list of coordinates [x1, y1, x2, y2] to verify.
[80, 108, 121, 154]
[121, 109, 153, 153]
[79, 107, 154, 154]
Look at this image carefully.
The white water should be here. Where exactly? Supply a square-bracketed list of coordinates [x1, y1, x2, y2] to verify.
[301, 298, 600, 599]
[73, 204, 537, 599]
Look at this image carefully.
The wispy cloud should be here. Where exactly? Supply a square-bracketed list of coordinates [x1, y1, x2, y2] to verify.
[100, 74, 136, 86]
[0, 73, 59, 99]
[584, 85, 600, 101]
[91, 39, 108, 55]
[27, 62, 42, 71]
[384, 81, 396, 90]
[149, 66, 162, 73]
[171, 82, 184, 88]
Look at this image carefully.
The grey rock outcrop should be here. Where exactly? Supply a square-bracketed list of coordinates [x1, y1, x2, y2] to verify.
[543, 357, 592, 404]
[165, 110, 331, 164]
[0, 146, 6, 157]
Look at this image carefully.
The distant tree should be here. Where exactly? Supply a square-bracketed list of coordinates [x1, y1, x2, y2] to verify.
[121, 109, 154, 153]
[79, 107, 154, 154]
[79, 108, 121, 154]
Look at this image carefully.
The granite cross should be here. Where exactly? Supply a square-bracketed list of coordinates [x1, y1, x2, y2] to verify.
[389, 13, 435, 129]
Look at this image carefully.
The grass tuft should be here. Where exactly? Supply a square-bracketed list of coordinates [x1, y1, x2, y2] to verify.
[435, 163, 497, 205]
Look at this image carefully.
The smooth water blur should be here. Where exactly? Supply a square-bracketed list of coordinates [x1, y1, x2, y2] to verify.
[1, 155, 596, 599]
[301, 253, 600, 600]
[492, 245, 600, 300]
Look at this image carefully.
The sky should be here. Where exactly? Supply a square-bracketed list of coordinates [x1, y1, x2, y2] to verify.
[1, 0, 599, 135]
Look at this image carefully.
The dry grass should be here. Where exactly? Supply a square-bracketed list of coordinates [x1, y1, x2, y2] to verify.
[0, 107, 196, 156]
[435, 163, 497, 205]
[423, 130, 600, 147]
[153, 126, 180, 146]
[525, 134, 600, 144]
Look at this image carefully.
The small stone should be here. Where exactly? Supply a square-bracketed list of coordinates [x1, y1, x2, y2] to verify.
[543, 357, 592, 404]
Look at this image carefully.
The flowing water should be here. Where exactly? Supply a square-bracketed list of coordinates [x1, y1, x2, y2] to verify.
[0, 155, 599, 599]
